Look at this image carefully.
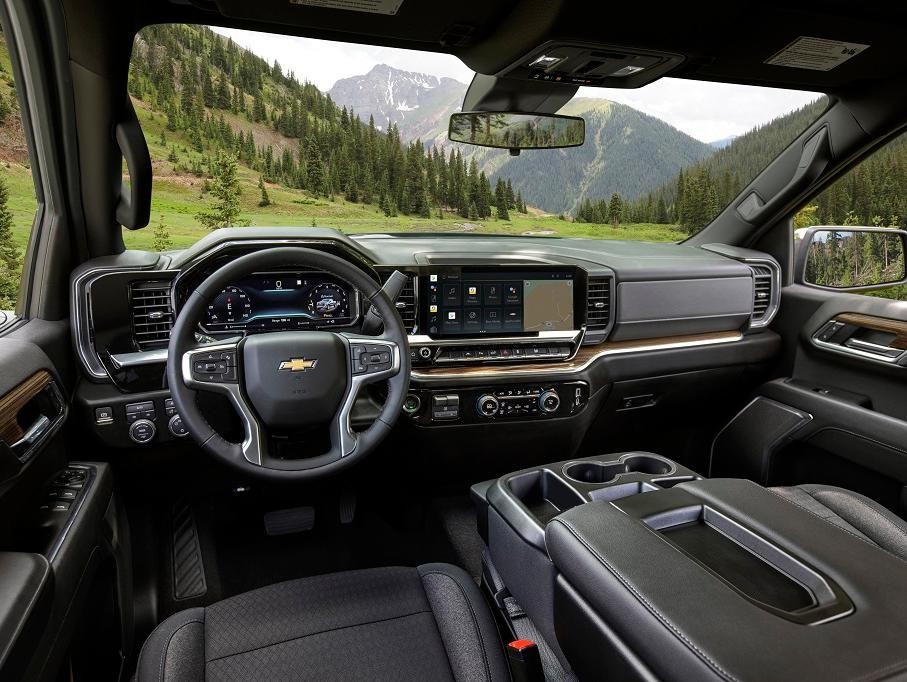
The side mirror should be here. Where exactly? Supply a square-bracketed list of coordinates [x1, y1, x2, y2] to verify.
[794, 226, 907, 291]
[448, 111, 585, 154]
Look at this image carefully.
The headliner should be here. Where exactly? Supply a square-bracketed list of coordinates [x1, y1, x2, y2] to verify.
[125, 0, 907, 95]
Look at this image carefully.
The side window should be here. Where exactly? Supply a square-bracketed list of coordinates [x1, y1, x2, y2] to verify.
[794, 130, 907, 300]
[0, 26, 38, 313]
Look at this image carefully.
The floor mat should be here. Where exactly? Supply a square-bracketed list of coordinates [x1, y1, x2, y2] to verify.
[209, 491, 465, 598]
[431, 496, 485, 582]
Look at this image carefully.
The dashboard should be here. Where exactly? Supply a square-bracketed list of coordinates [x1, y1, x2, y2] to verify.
[69, 228, 783, 449]
[201, 272, 358, 332]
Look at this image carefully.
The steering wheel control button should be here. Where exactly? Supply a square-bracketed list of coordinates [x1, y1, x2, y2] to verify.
[191, 348, 239, 383]
[128, 418, 157, 444]
[168, 414, 189, 437]
[539, 390, 561, 413]
[402, 394, 422, 416]
[477, 394, 500, 417]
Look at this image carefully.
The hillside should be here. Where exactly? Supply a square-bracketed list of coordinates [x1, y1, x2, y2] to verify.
[613, 97, 831, 231]
[328, 66, 714, 214]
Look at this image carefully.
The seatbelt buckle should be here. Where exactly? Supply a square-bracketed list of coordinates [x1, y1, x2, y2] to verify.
[507, 639, 544, 682]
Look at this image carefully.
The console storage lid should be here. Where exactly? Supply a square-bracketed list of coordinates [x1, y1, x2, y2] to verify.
[546, 478, 907, 682]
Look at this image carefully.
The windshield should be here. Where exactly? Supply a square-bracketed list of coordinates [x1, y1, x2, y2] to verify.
[124, 24, 825, 249]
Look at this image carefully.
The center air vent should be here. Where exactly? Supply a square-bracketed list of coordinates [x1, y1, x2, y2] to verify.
[382, 272, 417, 334]
[749, 263, 778, 328]
[130, 280, 174, 349]
[585, 277, 612, 332]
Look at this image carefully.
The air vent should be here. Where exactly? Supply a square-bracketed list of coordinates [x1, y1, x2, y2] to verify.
[130, 280, 174, 349]
[396, 275, 417, 334]
[585, 277, 612, 331]
[749, 264, 777, 327]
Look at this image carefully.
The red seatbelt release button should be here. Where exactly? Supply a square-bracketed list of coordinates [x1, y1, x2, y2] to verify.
[507, 639, 543, 682]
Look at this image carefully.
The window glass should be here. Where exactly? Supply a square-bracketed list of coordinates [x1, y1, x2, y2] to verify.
[794, 130, 907, 300]
[125, 24, 825, 249]
[0, 27, 38, 311]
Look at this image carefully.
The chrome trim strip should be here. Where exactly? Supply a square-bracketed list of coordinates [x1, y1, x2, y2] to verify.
[812, 335, 907, 366]
[412, 332, 743, 380]
[408, 329, 584, 347]
[109, 347, 169, 369]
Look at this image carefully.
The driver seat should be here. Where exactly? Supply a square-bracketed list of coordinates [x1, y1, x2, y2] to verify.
[135, 563, 510, 681]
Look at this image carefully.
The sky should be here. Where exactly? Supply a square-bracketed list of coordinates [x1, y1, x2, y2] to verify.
[212, 27, 821, 144]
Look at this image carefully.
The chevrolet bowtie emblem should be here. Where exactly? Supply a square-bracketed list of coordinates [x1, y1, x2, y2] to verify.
[278, 357, 318, 372]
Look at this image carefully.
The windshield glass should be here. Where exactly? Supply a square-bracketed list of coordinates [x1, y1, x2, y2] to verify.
[124, 24, 825, 249]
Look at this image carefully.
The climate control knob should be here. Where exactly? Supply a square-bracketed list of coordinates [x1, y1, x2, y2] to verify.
[476, 394, 500, 417]
[128, 418, 156, 444]
[539, 390, 560, 414]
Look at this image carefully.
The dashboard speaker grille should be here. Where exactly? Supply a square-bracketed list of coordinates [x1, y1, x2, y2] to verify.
[586, 277, 612, 331]
[130, 280, 174, 349]
[750, 264, 774, 323]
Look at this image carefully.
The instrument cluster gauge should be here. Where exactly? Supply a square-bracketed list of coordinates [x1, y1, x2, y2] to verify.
[206, 286, 253, 326]
[307, 283, 350, 319]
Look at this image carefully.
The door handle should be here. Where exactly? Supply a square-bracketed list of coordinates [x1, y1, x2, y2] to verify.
[11, 415, 51, 455]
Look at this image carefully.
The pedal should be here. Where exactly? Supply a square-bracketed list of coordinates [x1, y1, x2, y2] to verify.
[263, 506, 315, 536]
[171, 500, 207, 600]
[339, 488, 357, 525]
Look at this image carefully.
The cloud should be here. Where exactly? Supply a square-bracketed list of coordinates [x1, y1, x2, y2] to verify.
[211, 27, 821, 144]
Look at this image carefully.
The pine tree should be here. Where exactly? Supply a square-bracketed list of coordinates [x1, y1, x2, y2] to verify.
[608, 193, 623, 229]
[196, 153, 248, 229]
[258, 175, 271, 207]
[495, 179, 510, 220]
[0, 178, 20, 308]
[151, 215, 173, 251]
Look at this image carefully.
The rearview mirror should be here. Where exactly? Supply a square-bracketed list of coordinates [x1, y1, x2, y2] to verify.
[448, 111, 585, 152]
[795, 226, 907, 290]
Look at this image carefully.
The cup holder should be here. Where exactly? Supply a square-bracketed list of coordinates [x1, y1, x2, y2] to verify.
[563, 461, 624, 484]
[623, 455, 673, 476]
[563, 454, 673, 484]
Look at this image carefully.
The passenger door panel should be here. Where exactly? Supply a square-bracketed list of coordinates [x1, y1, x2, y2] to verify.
[713, 284, 907, 512]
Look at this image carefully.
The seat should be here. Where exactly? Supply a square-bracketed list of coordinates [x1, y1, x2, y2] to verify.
[135, 563, 509, 682]
[771, 483, 907, 560]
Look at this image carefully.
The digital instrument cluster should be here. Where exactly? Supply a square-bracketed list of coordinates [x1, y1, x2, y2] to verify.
[202, 272, 357, 331]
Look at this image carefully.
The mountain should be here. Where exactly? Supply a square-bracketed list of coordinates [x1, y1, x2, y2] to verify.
[329, 65, 465, 141]
[709, 136, 736, 149]
[489, 99, 712, 215]
[329, 66, 714, 214]
[616, 97, 831, 232]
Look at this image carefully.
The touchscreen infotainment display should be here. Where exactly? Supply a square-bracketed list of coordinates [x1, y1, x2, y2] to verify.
[423, 269, 575, 337]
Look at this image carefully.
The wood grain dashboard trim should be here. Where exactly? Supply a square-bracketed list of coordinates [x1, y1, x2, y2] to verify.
[0, 370, 53, 444]
[836, 313, 907, 350]
[411, 330, 743, 380]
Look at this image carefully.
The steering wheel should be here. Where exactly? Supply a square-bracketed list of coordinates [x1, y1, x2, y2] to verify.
[166, 247, 410, 481]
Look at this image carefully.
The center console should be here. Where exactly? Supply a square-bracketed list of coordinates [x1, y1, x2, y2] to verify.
[475, 454, 907, 682]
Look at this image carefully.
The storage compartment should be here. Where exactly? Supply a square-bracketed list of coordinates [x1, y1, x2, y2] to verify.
[507, 470, 585, 525]
[661, 521, 814, 612]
